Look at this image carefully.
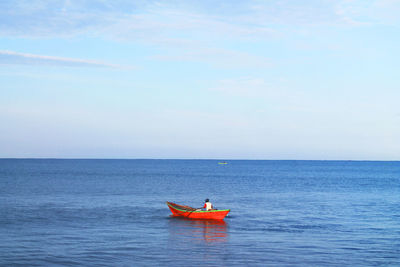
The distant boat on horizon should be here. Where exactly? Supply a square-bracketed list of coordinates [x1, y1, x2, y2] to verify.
[218, 162, 228, 165]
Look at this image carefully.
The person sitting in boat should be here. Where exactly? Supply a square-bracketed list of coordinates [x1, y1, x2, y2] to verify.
[203, 199, 213, 211]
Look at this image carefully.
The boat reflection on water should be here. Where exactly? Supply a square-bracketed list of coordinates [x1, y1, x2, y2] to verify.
[168, 217, 228, 243]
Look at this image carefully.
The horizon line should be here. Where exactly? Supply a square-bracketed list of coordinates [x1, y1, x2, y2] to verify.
[0, 157, 399, 162]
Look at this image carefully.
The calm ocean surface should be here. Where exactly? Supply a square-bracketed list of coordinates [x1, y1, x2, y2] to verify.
[1, 159, 399, 266]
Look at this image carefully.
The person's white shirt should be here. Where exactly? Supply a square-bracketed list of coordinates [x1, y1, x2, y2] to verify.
[204, 202, 213, 211]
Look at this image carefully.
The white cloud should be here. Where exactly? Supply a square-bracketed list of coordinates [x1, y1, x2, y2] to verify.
[371, 0, 400, 24]
[210, 77, 296, 100]
[1, 0, 398, 69]
[2, 0, 390, 41]
[153, 47, 271, 69]
[0, 50, 127, 68]
[212, 78, 270, 97]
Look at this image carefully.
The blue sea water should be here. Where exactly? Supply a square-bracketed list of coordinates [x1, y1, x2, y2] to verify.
[0, 159, 399, 266]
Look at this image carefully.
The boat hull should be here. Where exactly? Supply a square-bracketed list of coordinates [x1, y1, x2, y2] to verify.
[166, 202, 230, 220]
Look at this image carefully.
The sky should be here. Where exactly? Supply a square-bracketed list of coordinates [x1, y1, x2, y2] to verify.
[0, 0, 400, 160]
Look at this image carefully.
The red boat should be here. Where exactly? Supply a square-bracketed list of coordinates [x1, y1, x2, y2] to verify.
[166, 201, 230, 220]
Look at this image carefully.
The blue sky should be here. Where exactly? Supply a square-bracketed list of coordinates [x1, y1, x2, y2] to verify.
[1, 0, 399, 159]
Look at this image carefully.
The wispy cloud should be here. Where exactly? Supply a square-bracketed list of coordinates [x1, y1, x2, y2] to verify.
[153, 47, 271, 69]
[212, 77, 271, 97]
[0, 50, 126, 68]
[2, 0, 392, 41]
[210, 77, 296, 100]
[1, 0, 398, 69]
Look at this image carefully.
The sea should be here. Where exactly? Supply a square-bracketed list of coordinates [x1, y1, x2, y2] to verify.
[1, 159, 399, 266]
